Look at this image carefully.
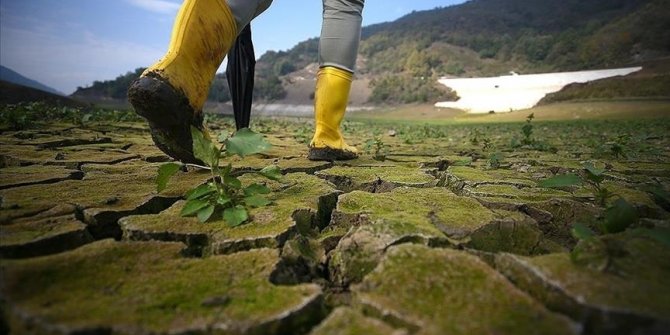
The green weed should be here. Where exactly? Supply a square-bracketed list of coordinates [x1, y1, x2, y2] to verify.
[510, 113, 557, 152]
[364, 135, 389, 161]
[538, 162, 615, 206]
[521, 113, 535, 145]
[157, 127, 281, 226]
[487, 152, 504, 169]
[293, 125, 312, 144]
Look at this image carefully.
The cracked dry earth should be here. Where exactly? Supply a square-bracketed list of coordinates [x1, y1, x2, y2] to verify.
[1, 119, 669, 335]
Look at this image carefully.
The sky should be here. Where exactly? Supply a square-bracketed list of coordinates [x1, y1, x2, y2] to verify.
[0, 0, 466, 95]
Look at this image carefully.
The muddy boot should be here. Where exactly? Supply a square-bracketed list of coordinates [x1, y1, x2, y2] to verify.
[128, 0, 237, 164]
[308, 67, 359, 161]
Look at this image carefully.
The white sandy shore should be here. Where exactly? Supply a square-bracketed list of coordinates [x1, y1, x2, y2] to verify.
[435, 67, 642, 113]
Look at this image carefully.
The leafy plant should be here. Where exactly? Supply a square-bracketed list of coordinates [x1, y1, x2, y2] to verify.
[364, 135, 389, 161]
[487, 152, 504, 169]
[569, 199, 640, 271]
[293, 125, 312, 144]
[482, 137, 493, 151]
[508, 113, 557, 153]
[521, 113, 535, 145]
[594, 134, 630, 159]
[2, 105, 31, 130]
[537, 173, 582, 188]
[157, 127, 281, 226]
[537, 162, 614, 206]
[645, 185, 670, 211]
[470, 129, 482, 145]
[582, 162, 614, 206]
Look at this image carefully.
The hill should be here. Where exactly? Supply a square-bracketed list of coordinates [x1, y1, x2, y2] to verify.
[71, 68, 232, 106]
[0, 80, 88, 108]
[258, 0, 669, 104]
[70, 0, 670, 107]
[537, 57, 670, 105]
[0, 65, 64, 96]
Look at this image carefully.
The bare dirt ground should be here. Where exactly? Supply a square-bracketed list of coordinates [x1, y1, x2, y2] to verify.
[1, 106, 669, 334]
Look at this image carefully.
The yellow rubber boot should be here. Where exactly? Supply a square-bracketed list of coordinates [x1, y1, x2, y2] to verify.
[308, 67, 359, 161]
[144, 0, 236, 111]
[128, 0, 237, 164]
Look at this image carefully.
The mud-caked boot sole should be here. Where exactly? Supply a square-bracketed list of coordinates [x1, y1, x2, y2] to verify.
[128, 75, 204, 164]
[308, 146, 359, 161]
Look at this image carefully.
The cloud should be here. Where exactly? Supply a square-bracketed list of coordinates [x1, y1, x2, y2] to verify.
[126, 0, 180, 14]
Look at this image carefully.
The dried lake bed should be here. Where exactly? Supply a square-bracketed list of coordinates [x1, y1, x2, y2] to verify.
[1, 110, 669, 334]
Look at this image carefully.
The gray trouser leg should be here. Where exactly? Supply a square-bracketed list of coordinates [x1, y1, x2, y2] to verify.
[320, 0, 365, 73]
[226, 0, 273, 32]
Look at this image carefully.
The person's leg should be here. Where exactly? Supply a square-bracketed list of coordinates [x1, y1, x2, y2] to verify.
[319, 0, 364, 73]
[227, 0, 273, 30]
[128, 0, 272, 164]
[309, 0, 365, 161]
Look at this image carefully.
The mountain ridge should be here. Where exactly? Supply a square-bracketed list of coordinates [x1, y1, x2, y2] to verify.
[0, 65, 64, 96]
[70, 0, 670, 105]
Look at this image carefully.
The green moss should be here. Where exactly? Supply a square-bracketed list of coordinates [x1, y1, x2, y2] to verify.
[228, 154, 275, 172]
[353, 244, 575, 335]
[0, 145, 62, 166]
[603, 182, 658, 208]
[498, 233, 670, 323]
[337, 188, 495, 238]
[447, 166, 535, 187]
[328, 227, 391, 286]
[0, 215, 85, 246]
[125, 143, 168, 159]
[2, 240, 321, 333]
[120, 173, 338, 253]
[533, 159, 585, 170]
[319, 225, 350, 242]
[468, 219, 556, 255]
[0, 163, 208, 224]
[0, 165, 81, 188]
[608, 162, 670, 177]
[276, 157, 332, 173]
[49, 148, 139, 166]
[466, 184, 573, 201]
[317, 165, 436, 192]
[309, 307, 399, 335]
[330, 188, 504, 285]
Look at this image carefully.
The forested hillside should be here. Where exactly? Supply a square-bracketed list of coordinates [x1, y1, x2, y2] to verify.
[258, 0, 668, 103]
[72, 0, 670, 105]
[72, 68, 231, 103]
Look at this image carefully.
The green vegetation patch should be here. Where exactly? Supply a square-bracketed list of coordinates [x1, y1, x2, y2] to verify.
[0, 165, 82, 189]
[538, 75, 670, 105]
[121, 173, 338, 254]
[0, 163, 208, 224]
[0, 144, 138, 168]
[0, 214, 93, 259]
[316, 165, 436, 192]
[329, 188, 542, 286]
[0, 145, 68, 167]
[465, 184, 573, 201]
[446, 166, 536, 188]
[2, 240, 322, 334]
[602, 181, 661, 209]
[353, 244, 576, 335]
[496, 233, 670, 332]
[1, 215, 85, 247]
[336, 187, 495, 239]
[309, 307, 400, 335]
[608, 162, 670, 178]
